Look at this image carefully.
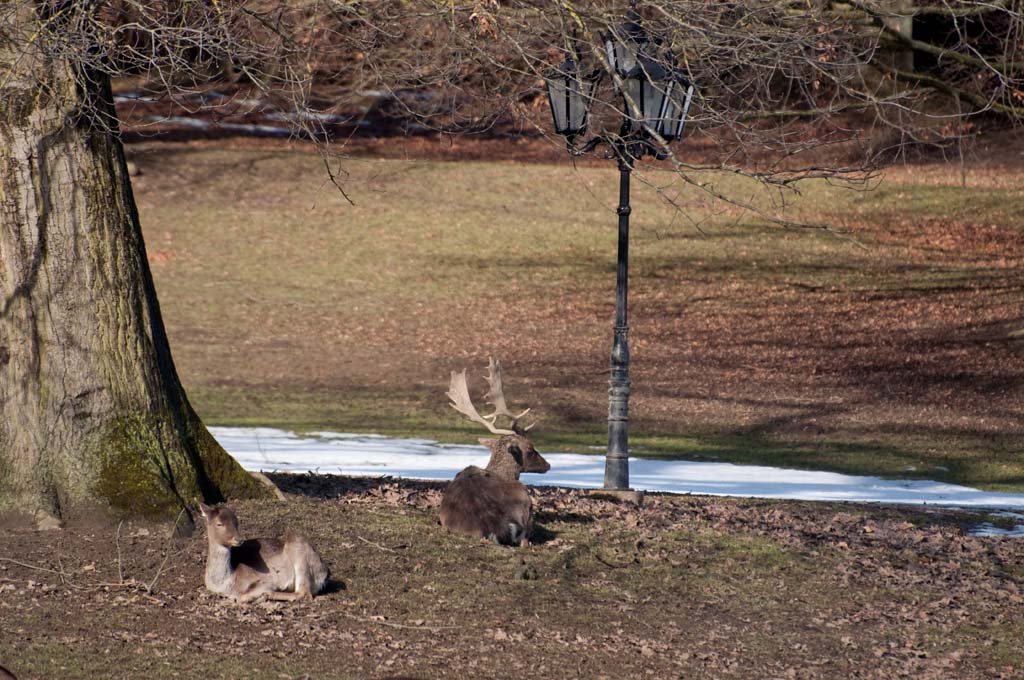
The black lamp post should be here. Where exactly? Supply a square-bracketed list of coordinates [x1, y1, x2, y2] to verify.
[545, 1, 694, 490]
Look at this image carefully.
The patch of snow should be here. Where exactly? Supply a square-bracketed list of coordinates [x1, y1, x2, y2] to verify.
[114, 92, 159, 103]
[266, 111, 355, 126]
[211, 427, 1024, 511]
[969, 523, 1024, 538]
[968, 511, 1024, 537]
[146, 116, 294, 137]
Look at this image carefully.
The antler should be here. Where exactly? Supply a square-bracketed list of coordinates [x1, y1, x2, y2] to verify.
[447, 359, 537, 435]
[448, 368, 515, 435]
[484, 358, 534, 431]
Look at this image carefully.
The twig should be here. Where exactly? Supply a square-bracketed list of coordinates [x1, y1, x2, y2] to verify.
[356, 536, 407, 553]
[56, 553, 87, 589]
[342, 612, 459, 632]
[93, 579, 145, 589]
[115, 520, 125, 585]
[145, 508, 186, 594]
[0, 557, 62, 575]
[56, 553, 69, 586]
[0, 556, 83, 589]
[593, 552, 635, 569]
[145, 551, 173, 594]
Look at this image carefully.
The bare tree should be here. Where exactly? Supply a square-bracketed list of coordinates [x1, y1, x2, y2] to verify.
[1, 0, 1020, 523]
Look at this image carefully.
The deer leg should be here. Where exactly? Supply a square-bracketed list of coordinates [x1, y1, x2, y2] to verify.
[289, 566, 315, 601]
[236, 577, 284, 603]
[237, 588, 270, 604]
[264, 590, 306, 602]
[257, 566, 314, 603]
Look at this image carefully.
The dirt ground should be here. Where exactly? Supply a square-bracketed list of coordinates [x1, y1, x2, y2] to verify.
[1, 480, 1022, 680]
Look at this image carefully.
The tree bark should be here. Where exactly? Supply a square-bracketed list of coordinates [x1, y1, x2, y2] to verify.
[0, 4, 266, 523]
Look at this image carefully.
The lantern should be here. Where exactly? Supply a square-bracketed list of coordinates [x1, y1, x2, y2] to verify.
[655, 75, 694, 142]
[544, 58, 598, 140]
[603, 8, 652, 80]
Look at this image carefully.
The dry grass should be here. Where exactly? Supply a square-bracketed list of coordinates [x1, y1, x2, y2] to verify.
[129, 143, 1024, 489]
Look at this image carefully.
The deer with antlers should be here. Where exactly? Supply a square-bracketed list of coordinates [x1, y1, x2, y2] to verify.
[440, 358, 550, 547]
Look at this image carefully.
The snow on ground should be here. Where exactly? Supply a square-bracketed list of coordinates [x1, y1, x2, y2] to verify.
[212, 427, 1024, 513]
[968, 512, 1024, 537]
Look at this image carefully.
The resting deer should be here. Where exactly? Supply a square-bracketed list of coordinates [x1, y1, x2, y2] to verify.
[440, 358, 550, 546]
[198, 503, 329, 602]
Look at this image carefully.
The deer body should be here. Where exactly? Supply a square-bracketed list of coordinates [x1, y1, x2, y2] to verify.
[199, 503, 329, 602]
[441, 360, 550, 546]
[441, 466, 531, 545]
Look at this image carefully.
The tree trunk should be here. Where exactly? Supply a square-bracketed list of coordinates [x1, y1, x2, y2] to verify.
[0, 4, 267, 524]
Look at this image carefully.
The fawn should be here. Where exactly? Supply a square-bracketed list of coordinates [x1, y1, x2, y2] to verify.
[440, 358, 550, 546]
[198, 503, 329, 602]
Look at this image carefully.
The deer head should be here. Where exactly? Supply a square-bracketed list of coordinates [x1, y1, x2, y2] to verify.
[480, 434, 550, 479]
[198, 503, 244, 548]
[448, 358, 549, 480]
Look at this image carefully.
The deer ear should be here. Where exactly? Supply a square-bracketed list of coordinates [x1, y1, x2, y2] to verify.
[478, 438, 496, 449]
[198, 502, 212, 520]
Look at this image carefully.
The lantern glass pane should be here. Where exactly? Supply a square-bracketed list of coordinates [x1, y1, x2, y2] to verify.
[545, 76, 570, 133]
[616, 41, 638, 75]
[568, 78, 595, 131]
[642, 77, 670, 129]
[660, 95, 679, 138]
[605, 37, 618, 74]
[666, 83, 694, 140]
[606, 34, 639, 77]
[546, 70, 595, 137]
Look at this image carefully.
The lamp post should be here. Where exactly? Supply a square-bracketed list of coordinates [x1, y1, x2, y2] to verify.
[545, 1, 694, 490]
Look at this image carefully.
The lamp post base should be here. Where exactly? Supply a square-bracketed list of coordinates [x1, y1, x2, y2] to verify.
[586, 488, 645, 506]
[603, 453, 630, 490]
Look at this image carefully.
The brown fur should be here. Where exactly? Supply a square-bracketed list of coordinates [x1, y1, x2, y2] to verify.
[198, 504, 329, 602]
[439, 434, 549, 546]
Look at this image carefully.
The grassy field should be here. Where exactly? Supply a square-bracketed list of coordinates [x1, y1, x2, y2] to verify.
[128, 143, 1024, 490]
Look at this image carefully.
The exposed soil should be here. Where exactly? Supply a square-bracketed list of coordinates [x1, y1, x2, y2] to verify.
[2, 479, 1022, 679]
